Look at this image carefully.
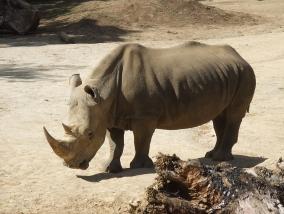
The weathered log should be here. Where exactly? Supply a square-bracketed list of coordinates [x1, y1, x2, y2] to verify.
[0, 0, 40, 34]
[131, 154, 284, 213]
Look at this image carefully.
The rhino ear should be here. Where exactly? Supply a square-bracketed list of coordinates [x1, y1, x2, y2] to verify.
[84, 85, 101, 103]
[69, 74, 82, 89]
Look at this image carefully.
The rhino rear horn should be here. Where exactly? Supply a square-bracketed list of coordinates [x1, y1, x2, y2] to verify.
[62, 123, 73, 135]
[43, 127, 70, 157]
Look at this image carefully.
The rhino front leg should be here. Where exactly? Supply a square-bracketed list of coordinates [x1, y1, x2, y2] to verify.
[105, 128, 124, 173]
[130, 120, 155, 169]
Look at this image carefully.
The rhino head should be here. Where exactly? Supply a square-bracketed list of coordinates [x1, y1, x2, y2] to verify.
[43, 74, 108, 170]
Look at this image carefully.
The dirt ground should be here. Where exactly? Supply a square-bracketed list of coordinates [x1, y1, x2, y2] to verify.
[0, 0, 284, 213]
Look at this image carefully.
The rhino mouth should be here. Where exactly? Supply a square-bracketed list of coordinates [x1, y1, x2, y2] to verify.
[63, 160, 89, 170]
[79, 160, 89, 170]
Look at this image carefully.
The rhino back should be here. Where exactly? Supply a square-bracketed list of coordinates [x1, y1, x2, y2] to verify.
[116, 43, 255, 129]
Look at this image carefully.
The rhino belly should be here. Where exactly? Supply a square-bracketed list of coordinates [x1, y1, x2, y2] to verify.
[157, 103, 225, 130]
[156, 82, 231, 130]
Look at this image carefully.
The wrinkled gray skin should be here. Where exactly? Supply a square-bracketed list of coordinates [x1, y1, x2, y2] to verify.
[44, 42, 256, 172]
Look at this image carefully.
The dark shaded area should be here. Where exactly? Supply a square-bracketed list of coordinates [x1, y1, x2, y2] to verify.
[35, 0, 135, 43]
[27, 0, 92, 21]
[0, 0, 133, 46]
[0, 20, 133, 47]
[0, 34, 59, 46]
[49, 18, 133, 43]
[0, 63, 85, 82]
[199, 154, 267, 168]
[77, 168, 155, 182]
[0, 0, 40, 34]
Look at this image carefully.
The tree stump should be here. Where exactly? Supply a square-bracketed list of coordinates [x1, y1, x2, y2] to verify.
[131, 154, 284, 213]
[0, 0, 40, 34]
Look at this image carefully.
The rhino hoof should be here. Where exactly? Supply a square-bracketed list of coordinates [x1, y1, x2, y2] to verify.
[205, 149, 234, 161]
[106, 159, 123, 173]
[211, 151, 234, 161]
[130, 155, 154, 169]
[205, 150, 215, 158]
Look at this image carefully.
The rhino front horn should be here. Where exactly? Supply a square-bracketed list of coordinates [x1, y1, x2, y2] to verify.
[43, 127, 70, 157]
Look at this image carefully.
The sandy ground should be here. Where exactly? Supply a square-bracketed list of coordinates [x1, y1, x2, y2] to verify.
[1, 0, 284, 213]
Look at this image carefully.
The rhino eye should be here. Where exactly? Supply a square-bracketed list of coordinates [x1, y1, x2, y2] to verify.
[87, 130, 93, 139]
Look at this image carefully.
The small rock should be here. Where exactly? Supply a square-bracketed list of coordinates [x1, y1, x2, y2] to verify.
[167, 30, 178, 34]
[58, 31, 75, 44]
[276, 157, 284, 171]
[129, 198, 141, 209]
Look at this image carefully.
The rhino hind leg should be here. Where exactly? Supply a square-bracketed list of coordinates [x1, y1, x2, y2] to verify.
[130, 155, 154, 169]
[205, 114, 226, 158]
[130, 120, 155, 169]
[105, 128, 124, 173]
[205, 106, 244, 161]
[210, 117, 243, 161]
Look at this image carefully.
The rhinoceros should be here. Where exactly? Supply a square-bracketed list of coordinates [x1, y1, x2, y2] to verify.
[43, 42, 256, 172]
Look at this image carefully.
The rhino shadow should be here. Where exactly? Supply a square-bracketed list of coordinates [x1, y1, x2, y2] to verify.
[0, 63, 85, 82]
[77, 168, 155, 182]
[198, 154, 267, 168]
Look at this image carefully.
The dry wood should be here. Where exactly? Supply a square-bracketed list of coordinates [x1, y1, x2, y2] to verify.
[131, 154, 284, 214]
